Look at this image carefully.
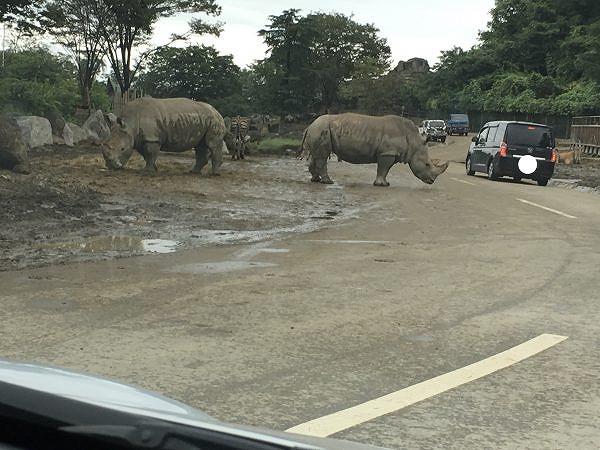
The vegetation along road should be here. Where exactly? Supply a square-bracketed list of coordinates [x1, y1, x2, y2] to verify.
[1, 136, 599, 449]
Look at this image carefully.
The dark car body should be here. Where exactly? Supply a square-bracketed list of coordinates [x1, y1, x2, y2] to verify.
[446, 113, 469, 136]
[466, 121, 557, 186]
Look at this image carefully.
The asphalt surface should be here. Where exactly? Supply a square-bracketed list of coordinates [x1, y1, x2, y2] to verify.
[1, 137, 599, 449]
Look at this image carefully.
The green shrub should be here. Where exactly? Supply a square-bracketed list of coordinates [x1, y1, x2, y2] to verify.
[253, 136, 302, 155]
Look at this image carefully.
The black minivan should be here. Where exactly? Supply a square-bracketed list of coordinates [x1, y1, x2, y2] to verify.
[466, 121, 557, 186]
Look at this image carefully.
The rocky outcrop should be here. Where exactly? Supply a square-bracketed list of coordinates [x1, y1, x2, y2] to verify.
[68, 122, 88, 144]
[0, 115, 31, 174]
[15, 116, 53, 149]
[83, 110, 111, 142]
[391, 58, 430, 80]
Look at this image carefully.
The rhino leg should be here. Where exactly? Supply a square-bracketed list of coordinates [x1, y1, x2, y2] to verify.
[140, 142, 159, 173]
[209, 142, 223, 176]
[193, 145, 209, 173]
[374, 155, 395, 186]
[308, 155, 321, 182]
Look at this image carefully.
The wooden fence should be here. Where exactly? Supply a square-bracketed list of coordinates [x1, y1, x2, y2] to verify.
[570, 116, 600, 156]
[111, 88, 144, 116]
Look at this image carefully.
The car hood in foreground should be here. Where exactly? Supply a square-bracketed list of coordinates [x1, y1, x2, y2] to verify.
[0, 359, 390, 450]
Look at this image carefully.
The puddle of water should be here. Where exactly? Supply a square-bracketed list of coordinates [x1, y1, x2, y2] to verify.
[142, 239, 179, 253]
[35, 236, 179, 254]
[167, 261, 276, 274]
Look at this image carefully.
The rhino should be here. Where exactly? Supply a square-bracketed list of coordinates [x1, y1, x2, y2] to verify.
[0, 115, 31, 174]
[101, 97, 226, 175]
[301, 113, 449, 186]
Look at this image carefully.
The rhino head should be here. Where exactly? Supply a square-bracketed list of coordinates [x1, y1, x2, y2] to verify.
[408, 139, 449, 184]
[101, 118, 135, 170]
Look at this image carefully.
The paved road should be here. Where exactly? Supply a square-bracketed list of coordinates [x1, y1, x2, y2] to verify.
[1, 138, 599, 449]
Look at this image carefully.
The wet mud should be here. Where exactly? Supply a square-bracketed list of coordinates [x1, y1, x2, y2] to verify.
[0, 144, 362, 271]
[1, 141, 598, 272]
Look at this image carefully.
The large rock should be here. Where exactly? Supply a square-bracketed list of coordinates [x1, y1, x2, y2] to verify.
[83, 110, 111, 142]
[15, 116, 53, 149]
[62, 123, 74, 147]
[0, 115, 31, 174]
[67, 122, 88, 144]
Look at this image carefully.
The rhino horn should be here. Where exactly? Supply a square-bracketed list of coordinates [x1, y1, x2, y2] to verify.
[432, 160, 449, 176]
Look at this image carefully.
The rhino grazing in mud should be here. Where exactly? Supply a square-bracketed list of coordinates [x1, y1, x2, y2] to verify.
[101, 97, 226, 175]
[301, 113, 449, 186]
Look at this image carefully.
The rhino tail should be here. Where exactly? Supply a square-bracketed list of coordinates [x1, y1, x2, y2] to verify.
[296, 128, 309, 159]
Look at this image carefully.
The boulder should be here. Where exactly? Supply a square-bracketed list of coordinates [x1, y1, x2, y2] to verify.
[83, 110, 111, 142]
[15, 116, 53, 149]
[0, 115, 31, 174]
[67, 122, 88, 144]
[62, 123, 74, 147]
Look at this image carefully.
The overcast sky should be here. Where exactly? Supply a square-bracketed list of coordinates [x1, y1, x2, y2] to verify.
[152, 0, 496, 69]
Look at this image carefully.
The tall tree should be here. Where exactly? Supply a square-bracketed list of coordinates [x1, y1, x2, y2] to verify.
[257, 10, 390, 116]
[305, 12, 390, 112]
[258, 9, 314, 116]
[41, 0, 106, 111]
[0, 0, 44, 32]
[94, 0, 222, 95]
[137, 45, 240, 101]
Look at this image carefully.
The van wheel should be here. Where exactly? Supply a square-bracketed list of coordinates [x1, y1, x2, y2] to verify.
[466, 157, 475, 176]
[487, 158, 499, 180]
[537, 178, 549, 186]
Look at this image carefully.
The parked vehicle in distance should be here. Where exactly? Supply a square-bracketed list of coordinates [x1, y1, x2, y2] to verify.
[419, 119, 447, 142]
[447, 113, 469, 136]
[466, 120, 557, 186]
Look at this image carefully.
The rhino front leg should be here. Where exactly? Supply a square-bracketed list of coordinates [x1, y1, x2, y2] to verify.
[209, 141, 223, 176]
[374, 155, 395, 186]
[193, 144, 209, 174]
[140, 142, 160, 173]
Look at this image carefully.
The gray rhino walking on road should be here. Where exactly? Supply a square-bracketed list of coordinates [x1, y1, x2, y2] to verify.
[101, 97, 226, 175]
[301, 113, 448, 186]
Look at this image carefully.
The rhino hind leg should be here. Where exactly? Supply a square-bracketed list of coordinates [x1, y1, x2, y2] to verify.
[307, 155, 321, 182]
[374, 155, 395, 187]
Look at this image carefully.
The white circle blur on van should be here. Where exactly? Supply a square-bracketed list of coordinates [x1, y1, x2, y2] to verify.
[518, 155, 537, 174]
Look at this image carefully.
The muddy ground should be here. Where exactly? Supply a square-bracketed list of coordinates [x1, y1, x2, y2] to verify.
[1, 138, 599, 272]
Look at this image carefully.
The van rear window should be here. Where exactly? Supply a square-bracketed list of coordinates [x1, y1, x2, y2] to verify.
[506, 123, 554, 148]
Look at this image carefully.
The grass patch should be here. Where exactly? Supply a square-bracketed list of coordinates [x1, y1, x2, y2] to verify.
[253, 136, 302, 155]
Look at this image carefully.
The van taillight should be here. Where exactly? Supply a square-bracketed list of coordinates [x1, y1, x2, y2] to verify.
[499, 142, 507, 157]
[551, 148, 557, 162]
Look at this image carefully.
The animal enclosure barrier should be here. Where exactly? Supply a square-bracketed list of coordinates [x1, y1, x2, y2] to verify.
[570, 116, 600, 156]
[111, 88, 144, 116]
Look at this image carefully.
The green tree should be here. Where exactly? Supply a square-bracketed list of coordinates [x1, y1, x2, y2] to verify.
[0, 0, 45, 32]
[258, 9, 315, 116]
[41, 0, 106, 111]
[305, 12, 390, 112]
[0, 47, 80, 118]
[137, 45, 242, 114]
[93, 0, 222, 95]
[257, 10, 390, 116]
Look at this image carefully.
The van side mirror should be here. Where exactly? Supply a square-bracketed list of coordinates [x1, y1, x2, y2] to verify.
[471, 136, 478, 143]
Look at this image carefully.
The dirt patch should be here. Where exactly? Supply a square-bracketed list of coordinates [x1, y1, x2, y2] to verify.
[0, 144, 357, 271]
[1, 141, 599, 271]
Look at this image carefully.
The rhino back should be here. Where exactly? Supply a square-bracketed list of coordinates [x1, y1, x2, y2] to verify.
[121, 98, 225, 152]
[327, 113, 417, 164]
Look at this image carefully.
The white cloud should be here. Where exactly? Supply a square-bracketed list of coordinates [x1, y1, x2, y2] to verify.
[152, 0, 495, 69]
